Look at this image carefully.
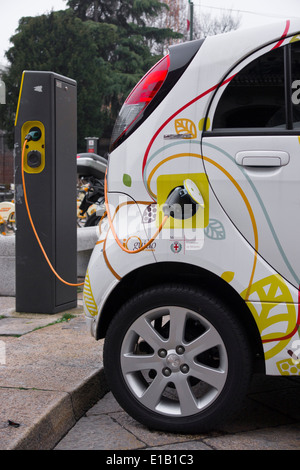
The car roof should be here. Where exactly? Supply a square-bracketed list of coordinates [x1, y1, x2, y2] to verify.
[204, 18, 300, 55]
[194, 19, 300, 81]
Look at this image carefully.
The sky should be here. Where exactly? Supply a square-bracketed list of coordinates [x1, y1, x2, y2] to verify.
[1, 0, 300, 66]
[0, 0, 67, 65]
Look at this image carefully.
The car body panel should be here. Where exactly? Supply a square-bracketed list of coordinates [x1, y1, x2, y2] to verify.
[84, 19, 300, 377]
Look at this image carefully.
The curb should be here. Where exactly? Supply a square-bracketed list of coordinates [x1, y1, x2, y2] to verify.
[10, 369, 108, 450]
[0, 302, 108, 451]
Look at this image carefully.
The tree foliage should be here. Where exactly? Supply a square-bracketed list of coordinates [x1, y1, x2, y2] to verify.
[1, 10, 118, 149]
[0, 2, 241, 150]
[150, 1, 241, 54]
[0, 1, 180, 150]
[67, 0, 168, 27]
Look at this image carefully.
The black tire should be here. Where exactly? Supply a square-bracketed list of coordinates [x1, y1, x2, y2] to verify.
[104, 284, 253, 433]
[84, 212, 101, 227]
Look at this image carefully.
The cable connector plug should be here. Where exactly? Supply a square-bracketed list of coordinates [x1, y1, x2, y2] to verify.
[25, 128, 42, 142]
[25, 133, 33, 142]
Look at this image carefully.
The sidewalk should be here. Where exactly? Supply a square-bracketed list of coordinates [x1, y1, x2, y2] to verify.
[1, 292, 300, 450]
[0, 292, 108, 450]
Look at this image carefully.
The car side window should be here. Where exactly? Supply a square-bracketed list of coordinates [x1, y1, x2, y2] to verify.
[291, 41, 300, 128]
[213, 47, 286, 130]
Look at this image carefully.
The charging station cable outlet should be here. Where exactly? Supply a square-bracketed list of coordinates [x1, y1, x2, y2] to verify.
[22, 121, 45, 174]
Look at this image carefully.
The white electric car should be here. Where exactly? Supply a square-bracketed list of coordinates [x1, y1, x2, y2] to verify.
[83, 19, 300, 432]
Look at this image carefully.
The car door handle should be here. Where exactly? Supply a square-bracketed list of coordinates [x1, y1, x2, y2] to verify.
[235, 151, 290, 167]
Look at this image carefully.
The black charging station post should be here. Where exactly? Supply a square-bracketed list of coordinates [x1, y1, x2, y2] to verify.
[14, 71, 78, 313]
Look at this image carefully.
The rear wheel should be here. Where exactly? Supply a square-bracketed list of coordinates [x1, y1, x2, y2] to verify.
[104, 285, 252, 433]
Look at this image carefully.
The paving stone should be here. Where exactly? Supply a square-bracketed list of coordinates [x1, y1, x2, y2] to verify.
[0, 313, 106, 449]
[86, 391, 123, 416]
[0, 317, 58, 336]
[0, 388, 75, 450]
[54, 414, 145, 450]
[147, 440, 212, 450]
[203, 423, 300, 450]
[0, 317, 104, 393]
[112, 411, 211, 447]
[61, 382, 300, 451]
[2, 301, 300, 451]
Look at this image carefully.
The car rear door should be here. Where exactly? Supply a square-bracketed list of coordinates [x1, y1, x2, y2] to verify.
[201, 38, 300, 290]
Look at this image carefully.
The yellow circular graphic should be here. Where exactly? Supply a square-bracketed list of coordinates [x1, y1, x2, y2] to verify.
[198, 117, 211, 131]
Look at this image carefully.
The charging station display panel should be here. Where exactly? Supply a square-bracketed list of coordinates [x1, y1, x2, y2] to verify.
[14, 71, 77, 314]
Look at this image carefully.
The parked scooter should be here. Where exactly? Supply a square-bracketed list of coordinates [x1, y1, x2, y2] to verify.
[76, 152, 107, 227]
[0, 184, 16, 234]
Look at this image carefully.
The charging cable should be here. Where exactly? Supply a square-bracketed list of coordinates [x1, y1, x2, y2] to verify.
[103, 173, 202, 255]
[22, 131, 194, 283]
[21, 136, 84, 287]
[104, 171, 169, 254]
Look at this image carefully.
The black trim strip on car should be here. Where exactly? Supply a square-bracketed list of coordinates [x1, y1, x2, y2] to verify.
[203, 129, 300, 137]
[284, 44, 293, 130]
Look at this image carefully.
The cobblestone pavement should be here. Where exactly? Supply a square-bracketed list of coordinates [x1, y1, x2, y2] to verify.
[54, 375, 300, 451]
[1, 294, 300, 451]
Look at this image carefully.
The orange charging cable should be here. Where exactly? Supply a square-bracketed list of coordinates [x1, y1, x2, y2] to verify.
[104, 171, 168, 254]
[21, 139, 84, 287]
[22, 137, 168, 286]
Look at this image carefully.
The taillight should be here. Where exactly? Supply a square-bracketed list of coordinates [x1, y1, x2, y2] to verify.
[110, 55, 170, 151]
[109, 39, 205, 152]
[126, 55, 170, 106]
